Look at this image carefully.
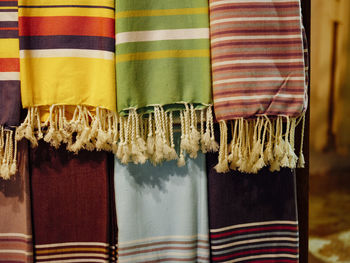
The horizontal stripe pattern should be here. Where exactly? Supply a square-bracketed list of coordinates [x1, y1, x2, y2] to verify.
[0, 234, 33, 263]
[19, 1, 115, 59]
[117, 236, 210, 262]
[210, 221, 299, 262]
[210, 0, 306, 120]
[35, 242, 110, 263]
[115, 0, 212, 113]
[0, 0, 20, 113]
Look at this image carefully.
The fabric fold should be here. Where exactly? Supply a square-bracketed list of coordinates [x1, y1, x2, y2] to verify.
[206, 151, 300, 263]
[0, 0, 21, 179]
[0, 140, 33, 263]
[114, 133, 210, 262]
[114, 0, 218, 166]
[30, 142, 116, 262]
[209, 0, 308, 173]
[16, 0, 117, 154]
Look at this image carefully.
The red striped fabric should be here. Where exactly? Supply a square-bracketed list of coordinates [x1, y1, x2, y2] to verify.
[210, 0, 307, 120]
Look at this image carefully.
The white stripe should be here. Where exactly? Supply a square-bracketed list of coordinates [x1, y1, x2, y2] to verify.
[0, 12, 18, 22]
[214, 76, 304, 85]
[0, 250, 33, 256]
[210, 0, 297, 7]
[227, 253, 298, 263]
[20, 49, 114, 60]
[214, 94, 304, 103]
[212, 58, 303, 67]
[211, 16, 300, 25]
[0, 72, 20, 81]
[35, 242, 109, 249]
[211, 34, 301, 44]
[118, 234, 208, 247]
[212, 237, 299, 250]
[36, 253, 109, 260]
[211, 220, 298, 233]
[37, 259, 108, 263]
[116, 28, 209, 45]
[0, 233, 32, 239]
[118, 251, 209, 262]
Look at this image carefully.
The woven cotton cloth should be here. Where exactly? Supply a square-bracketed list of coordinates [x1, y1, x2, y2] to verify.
[30, 142, 116, 262]
[209, 0, 308, 174]
[0, 140, 33, 263]
[16, 0, 117, 153]
[114, 133, 210, 262]
[0, 0, 21, 179]
[206, 151, 299, 263]
[114, 0, 217, 166]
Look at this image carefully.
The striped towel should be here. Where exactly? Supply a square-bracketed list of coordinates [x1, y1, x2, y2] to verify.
[114, 0, 218, 166]
[206, 151, 300, 263]
[210, 0, 308, 173]
[30, 142, 116, 262]
[114, 133, 210, 262]
[16, 0, 117, 154]
[0, 0, 21, 179]
[0, 140, 33, 263]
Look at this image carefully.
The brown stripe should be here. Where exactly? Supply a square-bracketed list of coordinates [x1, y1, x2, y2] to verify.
[119, 245, 210, 257]
[36, 247, 108, 255]
[118, 239, 209, 251]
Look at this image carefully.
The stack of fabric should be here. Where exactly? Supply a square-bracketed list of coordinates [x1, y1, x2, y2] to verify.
[0, 0, 308, 262]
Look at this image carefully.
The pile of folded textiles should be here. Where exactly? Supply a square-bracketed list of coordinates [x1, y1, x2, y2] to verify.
[0, 0, 307, 262]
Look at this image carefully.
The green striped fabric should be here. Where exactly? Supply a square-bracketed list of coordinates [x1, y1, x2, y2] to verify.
[115, 0, 212, 115]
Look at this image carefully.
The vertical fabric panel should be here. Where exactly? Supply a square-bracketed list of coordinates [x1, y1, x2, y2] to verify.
[30, 142, 116, 262]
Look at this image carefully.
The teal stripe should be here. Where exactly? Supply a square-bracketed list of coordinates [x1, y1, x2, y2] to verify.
[116, 39, 209, 54]
[116, 14, 209, 33]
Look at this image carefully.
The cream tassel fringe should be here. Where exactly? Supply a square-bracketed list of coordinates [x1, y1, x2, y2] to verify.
[16, 104, 218, 167]
[215, 114, 306, 174]
[0, 127, 17, 179]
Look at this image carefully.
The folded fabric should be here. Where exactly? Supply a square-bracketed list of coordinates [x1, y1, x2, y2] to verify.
[0, 0, 21, 179]
[16, 0, 117, 153]
[30, 142, 116, 262]
[115, 0, 217, 166]
[114, 133, 210, 262]
[207, 151, 299, 263]
[210, 0, 308, 173]
[0, 140, 33, 263]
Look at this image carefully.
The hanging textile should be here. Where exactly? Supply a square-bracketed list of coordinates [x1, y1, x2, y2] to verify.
[114, 133, 210, 262]
[16, 0, 117, 153]
[0, 140, 33, 263]
[30, 142, 116, 262]
[0, 0, 21, 179]
[207, 151, 299, 263]
[209, 0, 308, 173]
[115, 0, 217, 166]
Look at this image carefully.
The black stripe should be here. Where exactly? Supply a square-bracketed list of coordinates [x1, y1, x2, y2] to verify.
[20, 35, 115, 52]
[0, 1, 17, 7]
[0, 21, 18, 27]
[0, 9, 17, 12]
[0, 30, 18, 38]
[18, 5, 114, 10]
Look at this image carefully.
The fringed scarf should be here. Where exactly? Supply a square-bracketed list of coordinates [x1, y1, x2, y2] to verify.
[114, 133, 210, 262]
[0, 140, 33, 263]
[15, 0, 117, 153]
[210, 0, 308, 173]
[115, 0, 218, 166]
[206, 151, 299, 262]
[0, 0, 21, 179]
[30, 142, 116, 262]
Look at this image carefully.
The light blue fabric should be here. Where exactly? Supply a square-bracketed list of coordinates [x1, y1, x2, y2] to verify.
[114, 135, 210, 263]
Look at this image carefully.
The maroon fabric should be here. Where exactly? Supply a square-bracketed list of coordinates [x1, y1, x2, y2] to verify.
[30, 141, 116, 262]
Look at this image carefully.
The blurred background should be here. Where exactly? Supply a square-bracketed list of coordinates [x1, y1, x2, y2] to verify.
[309, 0, 350, 262]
